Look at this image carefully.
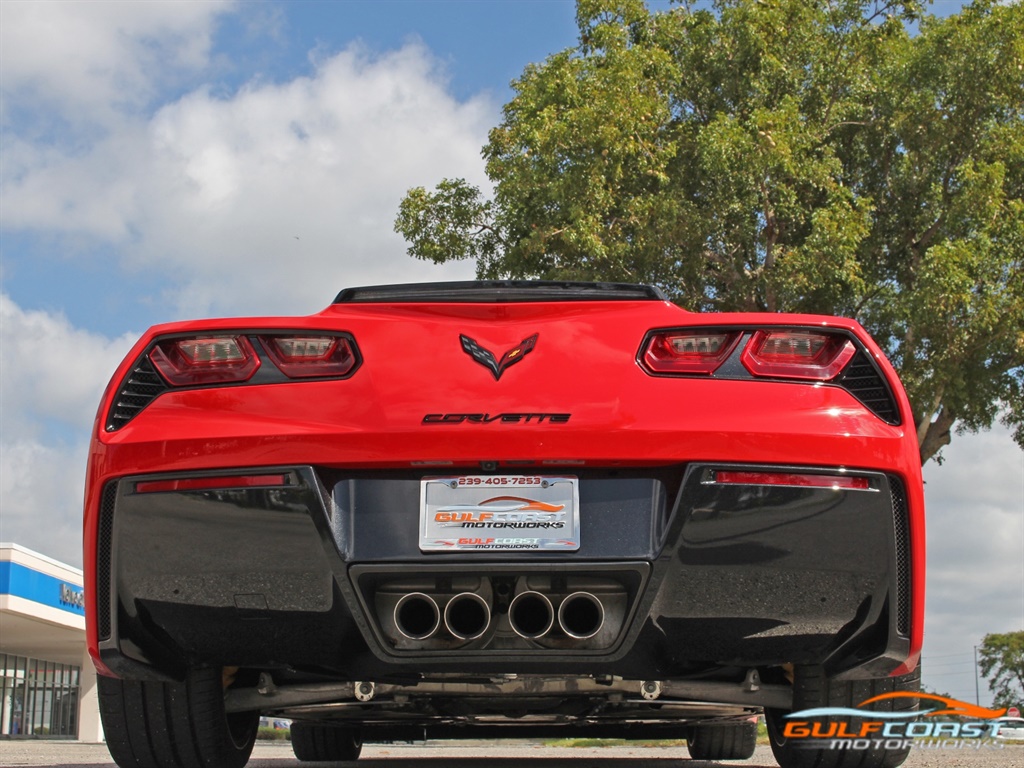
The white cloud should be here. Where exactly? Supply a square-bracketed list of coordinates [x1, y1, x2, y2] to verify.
[0, 0, 235, 127]
[0, 295, 137, 437]
[138, 42, 488, 317]
[0, 437, 89, 568]
[3, 41, 488, 319]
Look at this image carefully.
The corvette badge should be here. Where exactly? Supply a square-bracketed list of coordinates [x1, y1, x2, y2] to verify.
[460, 333, 538, 380]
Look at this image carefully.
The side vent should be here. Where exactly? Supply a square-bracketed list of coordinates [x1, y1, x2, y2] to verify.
[106, 356, 168, 431]
[97, 483, 117, 641]
[889, 477, 911, 638]
[835, 352, 900, 425]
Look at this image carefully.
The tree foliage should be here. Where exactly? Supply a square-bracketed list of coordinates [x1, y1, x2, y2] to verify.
[395, 0, 1024, 464]
[978, 630, 1024, 708]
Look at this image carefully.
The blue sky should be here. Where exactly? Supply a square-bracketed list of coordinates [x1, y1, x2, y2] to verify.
[1, 0, 1020, 706]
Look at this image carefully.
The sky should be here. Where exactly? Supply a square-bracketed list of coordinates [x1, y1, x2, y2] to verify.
[1, 0, 1020, 706]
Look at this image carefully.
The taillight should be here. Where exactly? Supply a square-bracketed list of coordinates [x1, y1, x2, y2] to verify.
[641, 331, 741, 374]
[261, 335, 357, 378]
[741, 330, 855, 380]
[636, 325, 900, 424]
[149, 336, 260, 386]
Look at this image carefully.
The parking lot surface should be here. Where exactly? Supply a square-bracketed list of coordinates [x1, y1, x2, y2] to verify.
[0, 741, 1021, 767]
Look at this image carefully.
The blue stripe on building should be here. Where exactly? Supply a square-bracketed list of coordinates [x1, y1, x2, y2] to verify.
[0, 561, 85, 615]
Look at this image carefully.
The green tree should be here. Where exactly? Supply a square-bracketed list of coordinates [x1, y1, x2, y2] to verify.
[978, 631, 1024, 708]
[395, 0, 1024, 464]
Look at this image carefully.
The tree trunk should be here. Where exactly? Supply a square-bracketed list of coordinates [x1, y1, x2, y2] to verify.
[919, 408, 956, 464]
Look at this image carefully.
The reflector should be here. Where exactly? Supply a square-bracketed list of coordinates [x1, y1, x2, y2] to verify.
[150, 336, 260, 386]
[714, 470, 870, 491]
[136, 474, 289, 494]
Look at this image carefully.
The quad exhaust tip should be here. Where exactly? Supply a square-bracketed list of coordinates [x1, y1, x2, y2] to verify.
[444, 592, 491, 640]
[394, 589, 605, 643]
[509, 591, 555, 639]
[394, 592, 440, 640]
[558, 591, 605, 639]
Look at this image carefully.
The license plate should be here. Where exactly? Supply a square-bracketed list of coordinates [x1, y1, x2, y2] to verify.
[420, 475, 579, 552]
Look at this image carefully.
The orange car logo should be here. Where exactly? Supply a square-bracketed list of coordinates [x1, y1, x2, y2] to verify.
[439, 496, 565, 514]
[858, 693, 1006, 720]
[435, 495, 566, 525]
[788, 692, 1007, 721]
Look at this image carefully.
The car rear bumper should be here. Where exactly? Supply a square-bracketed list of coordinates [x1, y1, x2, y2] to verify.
[92, 461, 913, 686]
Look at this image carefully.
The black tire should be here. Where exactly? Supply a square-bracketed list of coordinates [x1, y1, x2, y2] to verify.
[97, 667, 258, 768]
[765, 665, 921, 768]
[686, 720, 758, 760]
[291, 721, 363, 762]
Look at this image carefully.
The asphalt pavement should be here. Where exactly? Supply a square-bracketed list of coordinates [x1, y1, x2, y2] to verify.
[0, 741, 1022, 768]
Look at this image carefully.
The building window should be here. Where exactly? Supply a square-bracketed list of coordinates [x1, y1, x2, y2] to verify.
[0, 654, 80, 738]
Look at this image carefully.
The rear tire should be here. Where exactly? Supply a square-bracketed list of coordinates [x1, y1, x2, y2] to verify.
[97, 668, 258, 768]
[291, 722, 363, 762]
[765, 665, 920, 768]
[686, 720, 758, 760]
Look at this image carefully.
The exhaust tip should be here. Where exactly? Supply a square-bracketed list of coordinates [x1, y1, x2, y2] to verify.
[509, 591, 554, 639]
[558, 591, 605, 639]
[444, 592, 491, 640]
[394, 592, 440, 640]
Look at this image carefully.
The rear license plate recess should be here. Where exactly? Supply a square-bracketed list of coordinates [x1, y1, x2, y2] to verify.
[419, 475, 579, 552]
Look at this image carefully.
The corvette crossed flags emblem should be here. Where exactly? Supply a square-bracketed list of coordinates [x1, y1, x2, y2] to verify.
[459, 333, 539, 381]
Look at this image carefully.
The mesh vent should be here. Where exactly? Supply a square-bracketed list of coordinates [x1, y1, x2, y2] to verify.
[836, 352, 900, 425]
[890, 477, 911, 638]
[97, 482, 117, 641]
[106, 355, 167, 431]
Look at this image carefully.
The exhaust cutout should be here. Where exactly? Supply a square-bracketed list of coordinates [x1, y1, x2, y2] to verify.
[558, 591, 605, 639]
[394, 592, 440, 640]
[444, 593, 491, 640]
[509, 591, 554, 639]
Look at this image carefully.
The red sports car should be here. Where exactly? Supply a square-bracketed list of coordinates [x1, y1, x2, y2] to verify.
[84, 281, 924, 767]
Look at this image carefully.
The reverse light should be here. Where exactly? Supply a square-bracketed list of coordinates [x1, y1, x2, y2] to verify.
[741, 330, 855, 380]
[641, 331, 741, 375]
[714, 470, 871, 491]
[261, 335, 357, 378]
[149, 336, 260, 386]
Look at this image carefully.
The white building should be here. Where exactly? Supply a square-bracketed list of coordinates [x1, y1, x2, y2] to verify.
[0, 544, 102, 741]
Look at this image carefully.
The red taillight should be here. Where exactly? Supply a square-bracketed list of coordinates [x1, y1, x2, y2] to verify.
[714, 470, 871, 491]
[641, 331, 741, 375]
[741, 330, 855, 380]
[150, 336, 260, 386]
[261, 335, 357, 378]
[135, 474, 290, 494]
